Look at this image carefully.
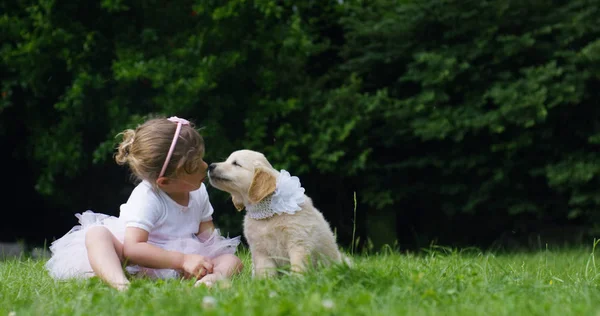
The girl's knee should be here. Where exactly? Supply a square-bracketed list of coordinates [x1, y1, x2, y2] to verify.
[85, 226, 125, 260]
[84, 226, 112, 247]
[228, 254, 244, 273]
[217, 254, 244, 273]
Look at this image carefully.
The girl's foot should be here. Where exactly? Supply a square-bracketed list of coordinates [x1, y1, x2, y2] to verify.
[111, 281, 130, 291]
[194, 273, 225, 288]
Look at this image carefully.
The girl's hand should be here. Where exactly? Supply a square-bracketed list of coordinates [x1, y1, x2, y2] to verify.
[181, 254, 214, 279]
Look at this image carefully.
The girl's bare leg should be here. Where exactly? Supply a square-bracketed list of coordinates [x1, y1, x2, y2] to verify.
[195, 254, 243, 287]
[85, 226, 130, 291]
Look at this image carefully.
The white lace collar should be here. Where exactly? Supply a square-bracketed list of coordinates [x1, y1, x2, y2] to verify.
[245, 170, 306, 220]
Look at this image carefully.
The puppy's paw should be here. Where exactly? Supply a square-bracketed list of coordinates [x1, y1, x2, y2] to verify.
[342, 254, 354, 268]
[291, 264, 307, 274]
[253, 267, 278, 279]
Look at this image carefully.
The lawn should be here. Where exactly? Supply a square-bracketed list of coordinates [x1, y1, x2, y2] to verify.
[1, 243, 600, 316]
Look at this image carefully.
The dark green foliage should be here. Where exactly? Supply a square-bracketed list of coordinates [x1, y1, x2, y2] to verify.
[2, 0, 599, 249]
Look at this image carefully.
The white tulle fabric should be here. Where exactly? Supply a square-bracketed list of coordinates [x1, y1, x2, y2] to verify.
[45, 211, 240, 280]
[246, 170, 306, 220]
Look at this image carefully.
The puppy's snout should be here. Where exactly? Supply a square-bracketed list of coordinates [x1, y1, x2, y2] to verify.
[208, 163, 217, 173]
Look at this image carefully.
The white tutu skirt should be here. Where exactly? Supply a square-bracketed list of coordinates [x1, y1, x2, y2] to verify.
[45, 210, 241, 280]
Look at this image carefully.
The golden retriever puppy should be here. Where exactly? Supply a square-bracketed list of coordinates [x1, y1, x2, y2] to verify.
[208, 149, 347, 277]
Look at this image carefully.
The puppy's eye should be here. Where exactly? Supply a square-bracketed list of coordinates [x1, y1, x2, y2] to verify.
[232, 161, 240, 167]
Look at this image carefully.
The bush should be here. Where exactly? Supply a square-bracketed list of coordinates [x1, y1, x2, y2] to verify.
[2, 0, 599, 249]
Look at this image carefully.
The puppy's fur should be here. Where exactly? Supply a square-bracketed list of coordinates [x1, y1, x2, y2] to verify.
[208, 149, 347, 277]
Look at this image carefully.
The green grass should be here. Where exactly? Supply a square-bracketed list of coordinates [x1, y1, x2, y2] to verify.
[2, 244, 600, 316]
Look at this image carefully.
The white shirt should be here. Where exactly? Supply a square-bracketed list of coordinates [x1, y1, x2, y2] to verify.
[118, 181, 214, 246]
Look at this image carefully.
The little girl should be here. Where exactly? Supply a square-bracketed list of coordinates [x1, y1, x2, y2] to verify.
[45, 116, 243, 290]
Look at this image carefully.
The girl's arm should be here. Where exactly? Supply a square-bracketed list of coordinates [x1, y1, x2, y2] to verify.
[122, 227, 185, 270]
[197, 220, 215, 236]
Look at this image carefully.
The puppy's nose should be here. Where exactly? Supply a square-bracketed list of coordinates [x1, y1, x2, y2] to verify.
[208, 163, 217, 172]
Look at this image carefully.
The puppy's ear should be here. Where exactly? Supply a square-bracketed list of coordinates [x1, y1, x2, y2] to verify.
[231, 195, 245, 211]
[248, 166, 277, 204]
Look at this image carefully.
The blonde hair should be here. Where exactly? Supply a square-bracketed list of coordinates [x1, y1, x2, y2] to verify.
[114, 117, 205, 185]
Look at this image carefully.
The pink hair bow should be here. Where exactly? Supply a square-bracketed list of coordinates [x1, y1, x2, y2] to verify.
[167, 116, 190, 125]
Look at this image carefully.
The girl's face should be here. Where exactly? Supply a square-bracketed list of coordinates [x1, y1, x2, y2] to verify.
[158, 157, 208, 194]
[173, 158, 209, 192]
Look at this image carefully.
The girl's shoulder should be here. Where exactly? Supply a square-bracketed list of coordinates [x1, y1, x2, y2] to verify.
[120, 181, 164, 213]
[119, 181, 167, 229]
[129, 181, 162, 202]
